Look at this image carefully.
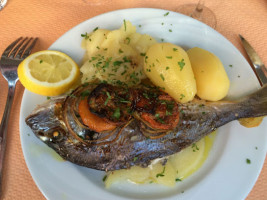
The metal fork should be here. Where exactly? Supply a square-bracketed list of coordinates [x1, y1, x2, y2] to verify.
[0, 37, 38, 195]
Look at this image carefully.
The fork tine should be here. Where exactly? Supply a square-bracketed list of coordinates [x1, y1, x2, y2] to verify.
[15, 37, 33, 59]
[9, 37, 28, 58]
[22, 38, 38, 59]
[1, 37, 23, 57]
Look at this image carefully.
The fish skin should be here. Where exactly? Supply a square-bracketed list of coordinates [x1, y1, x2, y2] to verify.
[25, 84, 267, 171]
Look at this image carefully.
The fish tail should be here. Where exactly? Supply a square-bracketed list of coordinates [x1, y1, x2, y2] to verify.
[235, 84, 267, 118]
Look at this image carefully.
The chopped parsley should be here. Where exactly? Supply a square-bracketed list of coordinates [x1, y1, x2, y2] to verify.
[81, 32, 89, 39]
[164, 12, 169, 16]
[123, 19, 127, 31]
[46, 96, 51, 100]
[178, 59, 185, 71]
[104, 91, 111, 106]
[175, 178, 182, 182]
[102, 175, 107, 182]
[160, 74, 165, 81]
[229, 64, 233, 67]
[156, 166, 166, 177]
[81, 90, 90, 99]
[138, 25, 142, 27]
[140, 53, 146, 56]
[119, 49, 124, 53]
[192, 143, 199, 152]
[173, 48, 178, 51]
[246, 158, 251, 164]
[113, 107, 121, 119]
[169, 29, 172, 32]
[180, 94, 185, 100]
[133, 157, 138, 162]
[166, 56, 172, 59]
[166, 66, 169, 70]
[125, 37, 131, 44]
[40, 60, 43, 64]
[93, 27, 99, 32]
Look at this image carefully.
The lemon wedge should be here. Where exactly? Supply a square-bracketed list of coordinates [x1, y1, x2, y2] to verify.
[18, 50, 80, 96]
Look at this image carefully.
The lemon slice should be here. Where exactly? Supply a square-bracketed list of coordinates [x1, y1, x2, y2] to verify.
[18, 50, 80, 96]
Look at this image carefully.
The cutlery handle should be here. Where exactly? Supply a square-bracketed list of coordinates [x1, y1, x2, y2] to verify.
[0, 83, 16, 195]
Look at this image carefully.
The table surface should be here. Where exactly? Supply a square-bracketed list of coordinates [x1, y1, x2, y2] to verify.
[0, 0, 266, 199]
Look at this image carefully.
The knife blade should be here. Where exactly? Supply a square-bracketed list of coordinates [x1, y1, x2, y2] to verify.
[239, 34, 267, 86]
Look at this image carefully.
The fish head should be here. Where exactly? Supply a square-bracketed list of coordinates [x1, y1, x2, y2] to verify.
[26, 99, 66, 144]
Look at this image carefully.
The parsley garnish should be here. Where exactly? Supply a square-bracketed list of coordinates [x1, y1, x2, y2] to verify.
[93, 27, 99, 32]
[166, 66, 169, 70]
[81, 32, 89, 39]
[123, 19, 127, 31]
[46, 96, 51, 100]
[164, 12, 169, 16]
[173, 48, 178, 51]
[125, 37, 130, 44]
[169, 29, 172, 32]
[113, 108, 121, 119]
[156, 166, 166, 177]
[229, 64, 233, 67]
[166, 56, 172, 59]
[133, 157, 138, 162]
[246, 158, 251, 164]
[180, 94, 185, 100]
[140, 53, 146, 56]
[192, 143, 199, 152]
[102, 175, 107, 182]
[178, 59, 185, 71]
[104, 91, 111, 106]
[175, 178, 182, 182]
[81, 90, 90, 99]
[160, 74, 165, 81]
[40, 60, 43, 64]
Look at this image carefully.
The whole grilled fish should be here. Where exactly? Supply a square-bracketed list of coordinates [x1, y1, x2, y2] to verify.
[26, 83, 267, 171]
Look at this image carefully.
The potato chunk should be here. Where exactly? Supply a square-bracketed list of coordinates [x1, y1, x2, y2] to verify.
[144, 43, 197, 103]
[187, 47, 230, 101]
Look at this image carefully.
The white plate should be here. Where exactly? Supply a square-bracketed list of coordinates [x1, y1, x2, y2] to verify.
[20, 8, 267, 200]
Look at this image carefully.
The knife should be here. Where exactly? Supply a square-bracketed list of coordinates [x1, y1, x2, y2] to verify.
[239, 34, 267, 86]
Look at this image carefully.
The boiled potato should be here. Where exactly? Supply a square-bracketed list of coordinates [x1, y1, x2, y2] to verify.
[239, 116, 264, 128]
[187, 47, 230, 101]
[144, 43, 197, 103]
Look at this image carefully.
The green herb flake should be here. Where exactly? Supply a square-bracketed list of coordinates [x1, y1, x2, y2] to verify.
[202, 112, 206, 115]
[255, 146, 258, 150]
[173, 48, 178, 51]
[229, 64, 233, 67]
[161, 38, 164, 42]
[180, 94, 185, 100]
[123, 19, 127, 31]
[246, 158, 251, 164]
[93, 27, 99, 32]
[160, 74, 165, 81]
[156, 166, 166, 177]
[166, 56, 172, 59]
[46, 96, 51, 100]
[113, 107, 121, 119]
[169, 29, 172, 32]
[138, 25, 142, 28]
[102, 175, 107, 182]
[81, 32, 89, 39]
[164, 12, 169, 16]
[27, 133, 30, 136]
[104, 91, 111, 106]
[119, 49, 124, 54]
[140, 53, 146, 56]
[40, 60, 43, 64]
[133, 157, 138, 162]
[175, 178, 182, 182]
[192, 143, 200, 152]
[81, 90, 90, 99]
[125, 37, 131, 44]
[166, 66, 169, 70]
[178, 59, 185, 71]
